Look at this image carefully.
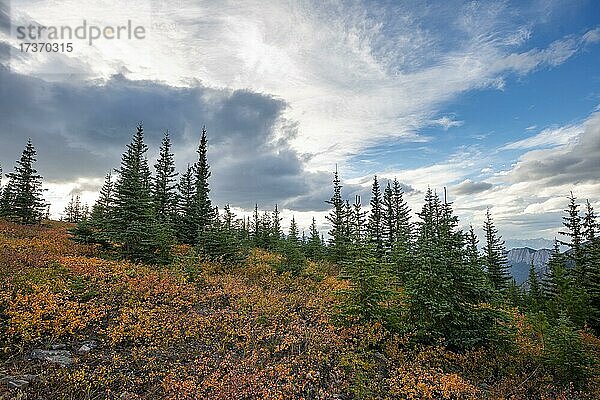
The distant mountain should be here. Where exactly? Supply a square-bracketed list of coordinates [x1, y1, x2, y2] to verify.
[506, 247, 551, 285]
[504, 238, 557, 250]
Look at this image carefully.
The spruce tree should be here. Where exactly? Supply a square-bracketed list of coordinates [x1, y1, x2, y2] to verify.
[152, 130, 178, 224]
[466, 226, 480, 269]
[482, 208, 510, 292]
[526, 260, 543, 312]
[325, 167, 347, 262]
[559, 192, 585, 286]
[306, 217, 323, 259]
[111, 124, 170, 263]
[193, 126, 214, 245]
[252, 204, 261, 246]
[270, 204, 283, 249]
[582, 200, 600, 330]
[404, 188, 496, 349]
[1, 140, 46, 224]
[91, 171, 114, 225]
[350, 195, 366, 246]
[382, 181, 395, 255]
[390, 178, 412, 280]
[337, 241, 395, 326]
[71, 171, 113, 246]
[177, 164, 196, 244]
[367, 175, 384, 256]
[281, 216, 305, 274]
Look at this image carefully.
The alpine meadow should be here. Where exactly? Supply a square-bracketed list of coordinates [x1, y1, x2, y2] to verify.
[1, 1, 600, 399]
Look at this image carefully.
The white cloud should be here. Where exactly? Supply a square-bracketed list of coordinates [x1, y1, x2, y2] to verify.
[501, 123, 582, 150]
[5, 1, 598, 173]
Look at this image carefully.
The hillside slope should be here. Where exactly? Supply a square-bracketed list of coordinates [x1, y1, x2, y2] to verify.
[1, 221, 599, 399]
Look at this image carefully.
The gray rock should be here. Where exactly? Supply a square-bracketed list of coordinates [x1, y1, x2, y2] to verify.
[30, 349, 72, 367]
[77, 340, 98, 354]
[50, 343, 66, 350]
[77, 344, 92, 354]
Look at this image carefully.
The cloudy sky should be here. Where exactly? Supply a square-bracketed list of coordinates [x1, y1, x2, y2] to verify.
[0, 0, 599, 245]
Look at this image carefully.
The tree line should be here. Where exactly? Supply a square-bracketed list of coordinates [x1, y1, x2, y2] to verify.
[1, 125, 599, 381]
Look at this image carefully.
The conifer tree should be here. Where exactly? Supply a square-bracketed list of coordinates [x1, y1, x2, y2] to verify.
[526, 260, 543, 312]
[91, 171, 114, 225]
[193, 126, 214, 245]
[582, 200, 600, 329]
[466, 226, 480, 269]
[64, 195, 85, 223]
[350, 195, 366, 245]
[382, 181, 395, 254]
[71, 171, 113, 246]
[152, 131, 178, 224]
[281, 216, 305, 274]
[111, 124, 170, 263]
[390, 178, 412, 279]
[177, 164, 196, 244]
[288, 216, 299, 243]
[482, 208, 510, 292]
[305, 217, 323, 259]
[559, 192, 585, 285]
[252, 204, 261, 246]
[404, 189, 496, 349]
[326, 167, 347, 262]
[270, 204, 283, 249]
[367, 175, 384, 256]
[1, 140, 46, 224]
[337, 241, 395, 326]
[506, 279, 523, 308]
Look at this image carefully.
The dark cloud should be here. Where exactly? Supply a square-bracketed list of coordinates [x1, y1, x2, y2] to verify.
[0, 66, 336, 211]
[453, 180, 493, 195]
[508, 112, 600, 186]
[0, 1, 10, 34]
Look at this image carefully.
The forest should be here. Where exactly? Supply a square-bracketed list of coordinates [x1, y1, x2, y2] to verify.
[0, 124, 599, 399]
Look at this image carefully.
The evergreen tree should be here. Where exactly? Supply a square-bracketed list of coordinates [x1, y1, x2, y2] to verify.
[288, 216, 299, 243]
[271, 204, 283, 244]
[526, 260, 543, 312]
[91, 171, 114, 225]
[1, 140, 46, 224]
[111, 124, 171, 263]
[152, 130, 178, 224]
[390, 178, 412, 280]
[251, 204, 261, 246]
[305, 217, 324, 259]
[404, 188, 496, 349]
[559, 192, 585, 286]
[325, 167, 347, 262]
[582, 200, 600, 330]
[367, 175, 384, 256]
[281, 216, 305, 274]
[382, 181, 395, 255]
[543, 239, 588, 324]
[177, 164, 196, 244]
[71, 171, 113, 247]
[466, 226, 480, 269]
[337, 241, 395, 326]
[482, 208, 510, 292]
[506, 279, 523, 308]
[64, 195, 85, 223]
[193, 126, 214, 245]
[350, 195, 366, 246]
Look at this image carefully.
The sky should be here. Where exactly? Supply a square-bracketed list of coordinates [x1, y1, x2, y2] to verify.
[0, 0, 599, 246]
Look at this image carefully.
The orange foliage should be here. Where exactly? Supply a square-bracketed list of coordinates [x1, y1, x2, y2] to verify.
[1, 219, 599, 399]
